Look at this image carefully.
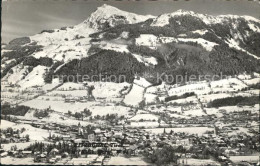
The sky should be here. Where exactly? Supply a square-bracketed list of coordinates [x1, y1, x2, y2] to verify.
[1, 0, 260, 43]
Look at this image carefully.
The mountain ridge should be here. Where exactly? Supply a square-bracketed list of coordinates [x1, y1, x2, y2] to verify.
[1, 4, 260, 88]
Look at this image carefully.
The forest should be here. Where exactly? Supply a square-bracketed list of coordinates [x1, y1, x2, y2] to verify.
[165, 92, 195, 102]
[1, 104, 30, 116]
[207, 96, 259, 108]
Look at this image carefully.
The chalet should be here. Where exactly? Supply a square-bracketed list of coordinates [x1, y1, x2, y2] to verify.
[62, 135, 71, 141]
[88, 134, 96, 142]
[21, 151, 32, 157]
[176, 138, 191, 146]
[113, 131, 123, 138]
[20, 137, 27, 143]
[1, 152, 8, 157]
[34, 153, 47, 163]
[218, 156, 228, 162]
[74, 139, 84, 144]
[49, 148, 59, 156]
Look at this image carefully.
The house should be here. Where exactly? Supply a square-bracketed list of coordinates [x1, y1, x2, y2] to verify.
[176, 139, 191, 146]
[62, 135, 71, 141]
[88, 134, 96, 142]
[21, 151, 32, 157]
[218, 156, 228, 162]
[113, 132, 123, 138]
[1, 152, 8, 157]
[49, 148, 59, 156]
[34, 154, 47, 163]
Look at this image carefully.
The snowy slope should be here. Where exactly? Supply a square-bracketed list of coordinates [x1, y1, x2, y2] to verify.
[26, 4, 155, 63]
[30, 23, 94, 62]
[151, 9, 260, 27]
[177, 38, 218, 51]
[18, 65, 49, 89]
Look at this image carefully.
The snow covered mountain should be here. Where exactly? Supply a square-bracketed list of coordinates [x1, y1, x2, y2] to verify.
[84, 4, 155, 30]
[151, 9, 260, 26]
[2, 5, 260, 89]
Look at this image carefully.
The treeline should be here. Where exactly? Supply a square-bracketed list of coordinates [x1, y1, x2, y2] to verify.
[128, 42, 212, 84]
[44, 61, 64, 83]
[165, 92, 195, 102]
[207, 96, 259, 108]
[208, 45, 260, 75]
[55, 50, 150, 83]
[23, 56, 53, 67]
[40, 29, 55, 34]
[89, 20, 178, 41]
[3, 44, 43, 60]
[1, 58, 24, 78]
[49, 42, 260, 85]
[68, 108, 92, 120]
[242, 33, 260, 57]
[90, 14, 209, 42]
[167, 15, 207, 34]
[209, 18, 260, 58]
[247, 82, 260, 90]
[33, 110, 51, 118]
[1, 42, 43, 78]
[8, 37, 31, 45]
[1, 104, 30, 116]
[26, 142, 77, 155]
[127, 44, 164, 64]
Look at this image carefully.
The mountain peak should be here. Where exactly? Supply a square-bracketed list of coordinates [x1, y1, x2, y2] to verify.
[96, 4, 121, 13]
[174, 9, 195, 14]
[152, 8, 260, 27]
[98, 4, 118, 10]
[84, 4, 155, 30]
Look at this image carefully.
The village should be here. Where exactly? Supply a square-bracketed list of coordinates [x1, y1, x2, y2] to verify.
[1, 106, 259, 166]
[1, 73, 260, 165]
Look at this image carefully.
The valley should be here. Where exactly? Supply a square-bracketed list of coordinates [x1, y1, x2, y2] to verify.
[1, 4, 260, 165]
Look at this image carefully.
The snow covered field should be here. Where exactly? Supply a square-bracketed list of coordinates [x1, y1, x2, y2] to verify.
[178, 38, 218, 51]
[129, 113, 158, 121]
[3, 64, 30, 85]
[168, 82, 211, 96]
[178, 158, 221, 166]
[134, 77, 152, 88]
[20, 99, 95, 113]
[135, 34, 158, 49]
[20, 99, 130, 116]
[144, 93, 158, 104]
[183, 108, 205, 117]
[22, 111, 93, 126]
[129, 121, 159, 128]
[105, 156, 149, 165]
[243, 78, 260, 85]
[48, 90, 88, 97]
[87, 82, 130, 98]
[205, 104, 259, 117]
[1, 157, 46, 165]
[30, 23, 94, 62]
[1, 120, 53, 141]
[53, 82, 131, 99]
[132, 53, 158, 66]
[198, 93, 231, 103]
[88, 105, 130, 116]
[210, 105, 259, 113]
[167, 96, 199, 104]
[123, 84, 144, 107]
[229, 155, 259, 163]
